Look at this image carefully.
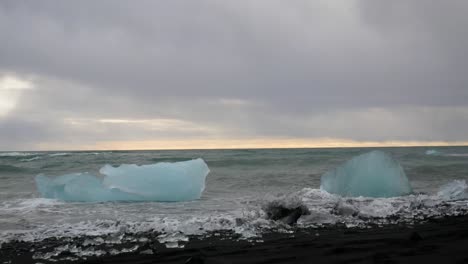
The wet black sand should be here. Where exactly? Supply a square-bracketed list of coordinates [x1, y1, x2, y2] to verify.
[2, 215, 468, 264]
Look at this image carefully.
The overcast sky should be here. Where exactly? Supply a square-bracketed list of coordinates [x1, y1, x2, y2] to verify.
[1, 0, 467, 150]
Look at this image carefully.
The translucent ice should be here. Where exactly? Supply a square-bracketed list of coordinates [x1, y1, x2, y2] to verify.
[35, 159, 210, 202]
[320, 151, 412, 198]
[36, 173, 139, 202]
[100, 159, 209, 201]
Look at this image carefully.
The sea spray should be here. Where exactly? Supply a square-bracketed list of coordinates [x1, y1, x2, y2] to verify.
[437, 180, 468, 200]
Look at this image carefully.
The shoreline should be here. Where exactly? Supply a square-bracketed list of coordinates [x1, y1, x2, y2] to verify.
[2, 215, 468, 263]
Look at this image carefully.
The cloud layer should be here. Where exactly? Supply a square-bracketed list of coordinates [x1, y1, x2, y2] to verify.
[0, 0, 467, 150]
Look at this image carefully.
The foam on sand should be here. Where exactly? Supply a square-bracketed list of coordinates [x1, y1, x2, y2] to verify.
[320, 151, 412, 198]
[35, 159, 210, 202]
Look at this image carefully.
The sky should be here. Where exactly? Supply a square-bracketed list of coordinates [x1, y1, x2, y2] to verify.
[0, 0, 467, 150]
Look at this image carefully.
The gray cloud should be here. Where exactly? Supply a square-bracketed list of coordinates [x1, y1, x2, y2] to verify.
[0, 0, 467, 150]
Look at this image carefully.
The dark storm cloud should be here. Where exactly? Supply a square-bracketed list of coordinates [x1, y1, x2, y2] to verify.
[0, 0, 467, 149]
[357, 0, 468, 101]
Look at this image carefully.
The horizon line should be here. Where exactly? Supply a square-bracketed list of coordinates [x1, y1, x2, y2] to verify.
[6, 140, 468, 152]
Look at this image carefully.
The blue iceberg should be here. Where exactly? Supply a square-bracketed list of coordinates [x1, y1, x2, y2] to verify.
[320, 151, 412, 198]
[36, 158, 210, 202]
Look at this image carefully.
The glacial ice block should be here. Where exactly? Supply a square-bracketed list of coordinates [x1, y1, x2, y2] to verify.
[35, 159, 210, 202]
[320, 151, 412, 198]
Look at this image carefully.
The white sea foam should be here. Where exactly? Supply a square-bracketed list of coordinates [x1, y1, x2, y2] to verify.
[446, 153, 468, 157]
[425, 149, 442, 156]
[48, 153, 70, 157]
[437, 180, 468, 200]
[20, 156, 41, 162]
[0, 152, 38, 157]
[425, 149, 468, 157]
[0, 198, 63, 211]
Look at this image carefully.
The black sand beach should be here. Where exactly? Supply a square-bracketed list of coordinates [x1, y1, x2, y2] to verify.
[2, 215, 468, 264]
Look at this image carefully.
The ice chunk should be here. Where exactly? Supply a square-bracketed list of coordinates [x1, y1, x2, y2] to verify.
[35, 159, 210, 202]
[437, 180, 468, 200]
[35, 173, 141, 202]
[320, 151, 412, 198]
[100, 158, 209, 201]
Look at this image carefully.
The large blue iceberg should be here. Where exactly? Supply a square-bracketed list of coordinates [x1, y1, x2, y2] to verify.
[320, 151, 412, 198]
[36, 159, 210, 202]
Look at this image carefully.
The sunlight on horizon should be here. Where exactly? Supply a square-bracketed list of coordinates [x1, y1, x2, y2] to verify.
[35, 138, 468, 151]
[0, 75, 34, 117]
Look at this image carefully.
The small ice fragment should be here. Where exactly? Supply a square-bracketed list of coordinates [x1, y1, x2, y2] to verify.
[157, 232, 189, 248]
[140, 249, 154, 255]
[164, 242, 184, 248]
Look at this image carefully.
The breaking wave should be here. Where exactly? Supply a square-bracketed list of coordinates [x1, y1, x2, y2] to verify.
[437, 180, 468, 200]
[425, 149, 468, 157]
[0, 152, 38, 157]
[425, 149, 443, 156]
[3, 179, 468, 261]
[48, 153, 70, 157]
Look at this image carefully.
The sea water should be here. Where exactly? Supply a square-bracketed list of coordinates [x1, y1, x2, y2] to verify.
[1, 147, 468, 260]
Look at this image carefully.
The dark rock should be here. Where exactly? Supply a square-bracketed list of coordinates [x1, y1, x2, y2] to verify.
[409, 231, 422, 242]
[185, 255, 204, 264]
[263, 199, 310, 225]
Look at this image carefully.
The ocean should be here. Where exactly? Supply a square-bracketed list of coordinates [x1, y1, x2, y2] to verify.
[1, 147, 468, 261]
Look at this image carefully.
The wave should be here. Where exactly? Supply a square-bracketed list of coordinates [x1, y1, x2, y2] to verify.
[48, 152, 70, 157]
[2, 179, 468, 261]
[149, 157, 194, 163]
[0, 152, 104, 161]
[445, 153, 468, 157]
[0, 164, 26, 173]
[4, 148, 468, 261]
[20, 156, 41, 162]
[425, 149, 442, 156]
[0, 152, 38, 157]
[7, 180, 468, 237]
[48, 152, 103, 157]
[81, 152, 101, 155]
[425, 149, 468, 157]
[0, 198, 63, 213]
[437, 180, 468, 200]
